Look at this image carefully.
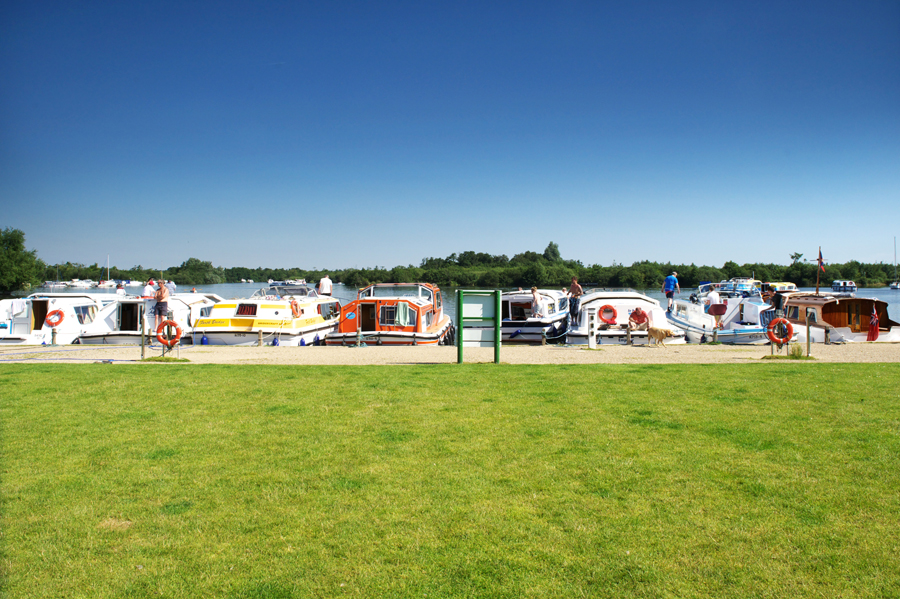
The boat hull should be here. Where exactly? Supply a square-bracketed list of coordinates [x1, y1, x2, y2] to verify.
[502, 314, 568, 343]
[325, 316, 453, 346]
[198, 322, 336, 346]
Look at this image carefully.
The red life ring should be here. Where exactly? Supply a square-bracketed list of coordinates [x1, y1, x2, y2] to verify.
[291, 300, 300, 318]
[45, 310, 65, 327]
[767, 318, 793, 345]
[598, 304, 617, 325]
[156, 320, 183, 348]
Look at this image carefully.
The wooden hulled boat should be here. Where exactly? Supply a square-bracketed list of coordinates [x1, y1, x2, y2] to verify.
[325, 283, 453, 346]
[780, 292, 899, 343]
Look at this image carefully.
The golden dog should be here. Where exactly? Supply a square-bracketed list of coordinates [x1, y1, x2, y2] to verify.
[647, 327, 674, 347]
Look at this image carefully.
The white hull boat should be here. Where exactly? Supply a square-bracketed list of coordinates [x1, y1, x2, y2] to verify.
[501, 289, 569, 343]
[0, 293, 113, 345]
[566, 290, 685, 345]
[667, 285, 793, 344]
[194, 286, 340, 346]
[77, 293, 224, 345]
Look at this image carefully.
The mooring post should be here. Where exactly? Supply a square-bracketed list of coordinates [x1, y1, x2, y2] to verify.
[258, 330, 263, 347]
[51, 327, 57, 346]
[626, 327, 632, 346]
[806, 308, 812, 357]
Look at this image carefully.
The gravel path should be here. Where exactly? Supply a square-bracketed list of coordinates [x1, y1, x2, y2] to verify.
[1, 342, 898, 365]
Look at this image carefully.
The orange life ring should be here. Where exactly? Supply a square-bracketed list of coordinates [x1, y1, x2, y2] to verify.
[291, 300, 300, 318]
[767, 318, 793, 345]
[45, 310, 65, 327]
[598, 304, 617, 325]
[156, 320, 183, 348]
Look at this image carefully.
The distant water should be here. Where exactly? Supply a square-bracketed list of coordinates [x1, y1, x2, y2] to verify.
[25, 282, 900, 322]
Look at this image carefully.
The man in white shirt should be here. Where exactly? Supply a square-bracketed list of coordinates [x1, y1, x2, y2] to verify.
[166, 280, 176, 293]
[318, 274, 333, 296]
[705, 288, 721, 308]
[116, 284, 126, 296]
[142, 280, 155, 297]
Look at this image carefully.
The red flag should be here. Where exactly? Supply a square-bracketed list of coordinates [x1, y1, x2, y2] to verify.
[817, 248, 826, 273]
[867, 304, 880, 342]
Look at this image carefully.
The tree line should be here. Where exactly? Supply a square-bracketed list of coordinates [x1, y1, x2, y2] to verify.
[2, 229, 897, 293]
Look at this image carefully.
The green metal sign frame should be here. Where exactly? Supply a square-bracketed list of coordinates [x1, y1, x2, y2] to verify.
[456, 289, 501, 364]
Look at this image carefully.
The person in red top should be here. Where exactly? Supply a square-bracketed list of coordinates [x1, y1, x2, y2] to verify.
[628, 306, 652, 331]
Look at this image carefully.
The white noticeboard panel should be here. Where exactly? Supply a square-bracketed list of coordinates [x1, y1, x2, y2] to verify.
[462, 295, 495, 319]
[463, 327, 495, 347]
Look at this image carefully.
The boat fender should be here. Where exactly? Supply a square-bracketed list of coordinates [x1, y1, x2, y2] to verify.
[156, 320, 183, 348]
[766, 318, 793, 346]
[291, 300, 300, 318]
[45, 310, 65, 328]
[314, 334, 320, 346]
[275, 338, 281, 346]
[510, 329, 522, 339]
[201, 335, 209, 345]
[598, 305, 617, 325]
[298, 338, 303, 346]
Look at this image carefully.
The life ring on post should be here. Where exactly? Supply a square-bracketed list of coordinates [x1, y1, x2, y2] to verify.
[45, 310, 65, 328]
[291, 300, 300, 318]
[156, 320, 183, 348]
[767, 318, 793, 345]
[598, 304, 617, 325]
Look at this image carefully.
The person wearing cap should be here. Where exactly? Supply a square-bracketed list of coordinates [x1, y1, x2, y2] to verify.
[143, 280, 156, 297]
[662, 271, 680, 311]
[116, 283, 126, 297]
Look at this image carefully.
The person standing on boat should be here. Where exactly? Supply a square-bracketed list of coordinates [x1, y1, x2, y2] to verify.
[531, 287, 543, 318]
[154, 280, 170, 330]
[318, 274, 333, 296]
[143, 280, 155, 297]
[165, 279, 176, 294]
[568, 277, 583, 323]
[628, 306, 652, 331]
[663, 272, 680, 312]
[116, 284, 126, 297]
[705, 286, 721, 311]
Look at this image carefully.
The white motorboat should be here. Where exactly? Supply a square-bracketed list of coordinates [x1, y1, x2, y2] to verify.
[0, 293, 113, 345]
[667, 284, 792, 344]
[77, 293, 224, 345]
[566, 289, 685, 345]
[831, 280, 858, 292]
[194, 285, 340, 346]
[501, 289, 569, 343]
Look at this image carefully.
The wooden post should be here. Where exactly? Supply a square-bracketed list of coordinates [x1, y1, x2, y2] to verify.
[51, 327, 57, 346]
[626, 327, 632, 345]
[806, 308, 812, 357]
[258, 330, 264, 347]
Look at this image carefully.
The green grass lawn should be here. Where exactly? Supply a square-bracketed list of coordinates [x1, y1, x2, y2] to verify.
[1, 363, 898, 598]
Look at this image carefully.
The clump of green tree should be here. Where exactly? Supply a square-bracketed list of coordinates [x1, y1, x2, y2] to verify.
[0, 228, 46, 293]
[9, 235, 898, 290]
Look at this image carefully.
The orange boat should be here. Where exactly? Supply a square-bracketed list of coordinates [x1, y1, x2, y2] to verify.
[325, 283, 454, 346]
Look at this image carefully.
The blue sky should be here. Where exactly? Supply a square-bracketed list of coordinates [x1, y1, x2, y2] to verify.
[2, 1, 898, 270]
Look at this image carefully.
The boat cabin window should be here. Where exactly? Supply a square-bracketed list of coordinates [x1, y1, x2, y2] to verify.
[200, 306, 213, 318]
[317, 301, 341, 319]
[425, 310, 433, 328]
[236, 304, 258, 316]
[435, 291, 442, 312]
[510, 302, 530, 321]
[74, 305, 97, 324]
[380, 305, 396, 325]
[786, 306, 799, 319]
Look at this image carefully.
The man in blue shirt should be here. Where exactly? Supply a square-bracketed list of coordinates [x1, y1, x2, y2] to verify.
[662, 271, 680, 312]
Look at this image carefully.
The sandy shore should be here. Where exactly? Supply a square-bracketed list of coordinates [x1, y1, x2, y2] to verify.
[1, 342, 898, 365]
